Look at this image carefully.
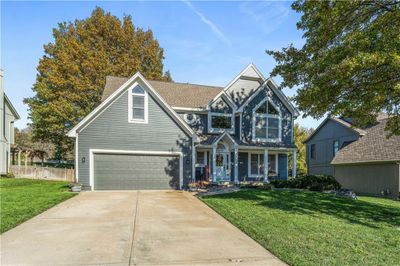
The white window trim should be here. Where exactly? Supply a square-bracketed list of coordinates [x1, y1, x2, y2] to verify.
[128, 83, 148, 124]
[252, 99, 282, 142]
[333, 140, 339, 156]
[208, 112, 235, 134]
[248, 152, 278, 178]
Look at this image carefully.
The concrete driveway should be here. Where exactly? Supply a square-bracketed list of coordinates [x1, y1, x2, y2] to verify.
[1, 191, 284, 265]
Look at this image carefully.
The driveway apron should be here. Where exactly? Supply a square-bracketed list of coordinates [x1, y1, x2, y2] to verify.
[1, 191, 285, 266]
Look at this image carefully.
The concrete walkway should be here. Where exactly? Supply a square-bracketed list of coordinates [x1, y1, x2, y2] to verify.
[1, 191, 285, 265]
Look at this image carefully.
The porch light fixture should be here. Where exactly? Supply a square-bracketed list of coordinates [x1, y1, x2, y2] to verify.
[81, 157, 86, 163]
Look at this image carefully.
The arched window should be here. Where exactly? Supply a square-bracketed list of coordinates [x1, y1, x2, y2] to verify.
[253, 99, 281, 141]
[129, 85, 148, 123]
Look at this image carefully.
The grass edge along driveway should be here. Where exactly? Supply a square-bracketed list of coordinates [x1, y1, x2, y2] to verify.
[201, 189, 400, 266]
[0, 178, 76, 233]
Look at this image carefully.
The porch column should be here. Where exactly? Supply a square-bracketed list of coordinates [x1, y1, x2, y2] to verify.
[18, 150, 21, 168]
[292, 150, 297, 178]
[234, 147, 238, 184]
[212, 146, 216, 182]
[264, 149, 269, 182]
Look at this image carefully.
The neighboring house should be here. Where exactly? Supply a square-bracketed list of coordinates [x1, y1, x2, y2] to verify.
[331, 119, 400, 198]
[304, 117, 366, 175]
[68, 64, 299, 190]
[0, 70, 20, 175]
[305, 115, 399, 198]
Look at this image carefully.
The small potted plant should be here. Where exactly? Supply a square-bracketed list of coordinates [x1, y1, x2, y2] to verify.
[69, 182, 82, 192]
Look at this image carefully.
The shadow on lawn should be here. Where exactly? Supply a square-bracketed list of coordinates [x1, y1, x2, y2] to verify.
[206, 190, 400, 228]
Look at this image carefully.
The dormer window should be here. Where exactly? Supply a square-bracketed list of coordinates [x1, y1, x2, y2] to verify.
[209, 113, 234, 133]
[252, 99, 281, 142]
[128, 84, 148, 123]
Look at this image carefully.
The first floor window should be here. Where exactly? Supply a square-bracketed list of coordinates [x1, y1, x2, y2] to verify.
[250, 153, 264, 177]
[268, 154, 277, 175]
[211, 114, 232, 129]
[333, 140, 339, 156]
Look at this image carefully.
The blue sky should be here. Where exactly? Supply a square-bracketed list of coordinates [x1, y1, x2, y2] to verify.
[1, 1, 323, 129]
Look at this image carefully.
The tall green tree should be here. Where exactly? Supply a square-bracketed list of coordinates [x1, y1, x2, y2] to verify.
[289, 123, 313, 176]
[25, 7, 172, 158]
[267, 1, 400, 135]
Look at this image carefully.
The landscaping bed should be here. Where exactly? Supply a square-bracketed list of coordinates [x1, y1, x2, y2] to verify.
[201, 189, 400, 266]
[0, 178, 76, 233]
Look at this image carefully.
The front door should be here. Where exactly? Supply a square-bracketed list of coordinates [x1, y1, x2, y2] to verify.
[215, 152, 230, 181]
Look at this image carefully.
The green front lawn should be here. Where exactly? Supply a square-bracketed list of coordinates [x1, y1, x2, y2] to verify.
[0, 178, 76, 233]
[202, 189, 400, 266]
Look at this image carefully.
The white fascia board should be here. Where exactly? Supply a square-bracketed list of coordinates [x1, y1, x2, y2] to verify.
[266, 79, 300, 117]
[4, 94, 20, 120]
[67, 72, 197, 139]
[212, 131, 237, 147]
[207, 63, 265, 110]
[224, 63, 266, 92]
[172, 107, 206, 112]
[237, 78, 299, 117]
[207, 92, 237, 111]
[67, 72, 141, 137]
[236, 79, 269, 112]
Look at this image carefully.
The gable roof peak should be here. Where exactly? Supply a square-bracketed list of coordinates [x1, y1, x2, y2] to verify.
[68, 71, 197, 138]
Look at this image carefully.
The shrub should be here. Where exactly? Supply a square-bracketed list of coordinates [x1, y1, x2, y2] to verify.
[240, 182, 271, 190]
[270, 175, 341, 192]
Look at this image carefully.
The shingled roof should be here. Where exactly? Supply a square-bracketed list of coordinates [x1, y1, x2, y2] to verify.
[331, 119, 400, 164]
[102, 76, 223, 109]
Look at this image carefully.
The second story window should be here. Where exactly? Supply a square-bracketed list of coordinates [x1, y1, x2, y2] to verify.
[129, 85, 148, 123]
[333, 140, 339, 156]
[310, 144, 316, 159]
[253, 99, 281, 142]
[209, 113, 234, 133]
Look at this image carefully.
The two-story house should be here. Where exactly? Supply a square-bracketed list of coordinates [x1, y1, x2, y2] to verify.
[305, 115, 399, 198]
[68, 64, 299, 190]
[1, 69, 20, 175]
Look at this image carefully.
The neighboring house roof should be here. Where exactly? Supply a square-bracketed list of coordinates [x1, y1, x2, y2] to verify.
[4, 93, 20, 120]
[67, 72, 197, 138]
[103, 76, 223, 109]
[331, 119, 400, 165]
[304, 117, 367, 143]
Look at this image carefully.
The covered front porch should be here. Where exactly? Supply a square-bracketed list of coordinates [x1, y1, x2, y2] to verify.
[194, 133, 297, 183]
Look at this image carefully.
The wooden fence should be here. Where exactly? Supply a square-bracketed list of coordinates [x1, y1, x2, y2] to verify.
[9, 165, 75, 182]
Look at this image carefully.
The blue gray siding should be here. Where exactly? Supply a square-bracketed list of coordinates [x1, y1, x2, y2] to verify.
[178, 112, 208, 134]
[238, 152, 248, 181]
[306, 120, 360, 176]
[241, 86, 293, 144]
[77, 86, 192, 189]
[210, 97, 232, 113]
[234, 115, 240, 138]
